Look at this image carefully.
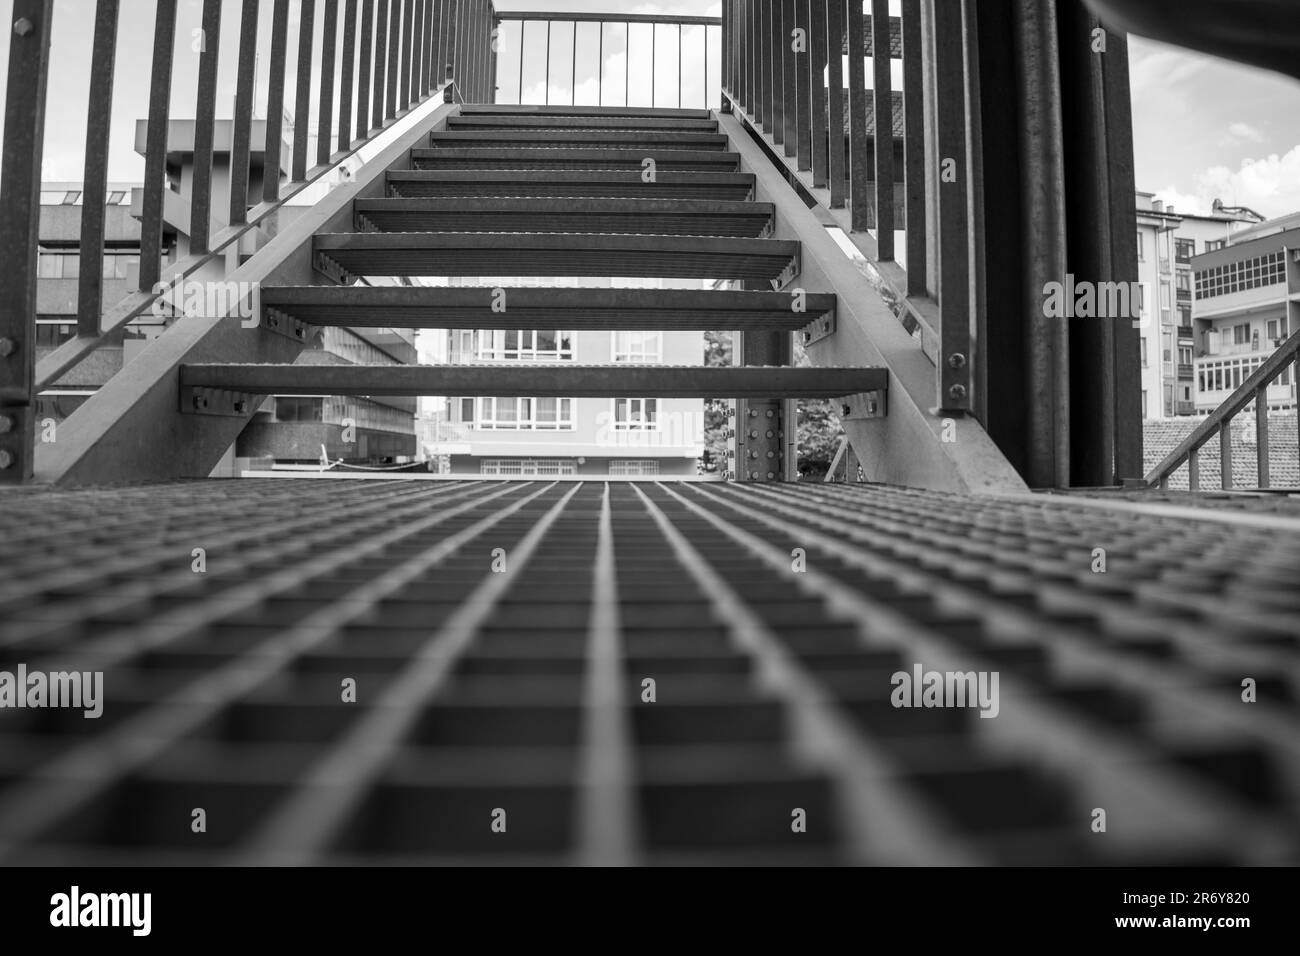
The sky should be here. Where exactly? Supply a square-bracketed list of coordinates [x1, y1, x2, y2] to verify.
[1, 1, 1297, 218]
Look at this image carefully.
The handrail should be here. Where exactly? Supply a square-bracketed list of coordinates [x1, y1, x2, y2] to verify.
[0, 0, 500, 484]
[1145, 326, 1300, 490]
[493, 9, 721, 109]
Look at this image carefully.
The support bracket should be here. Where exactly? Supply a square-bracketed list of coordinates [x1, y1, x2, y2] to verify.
[184, 386, 259, 418]
[838, 389, 888, 421]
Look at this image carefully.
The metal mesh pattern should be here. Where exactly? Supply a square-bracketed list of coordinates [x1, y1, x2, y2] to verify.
[1, 479, 1296, 865]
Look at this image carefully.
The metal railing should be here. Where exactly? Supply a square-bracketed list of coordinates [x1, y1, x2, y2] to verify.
[1147, 326, 1300, 490]
[720, 0, 1145, 490]
[493, 9, 722, 109]
[0, 0, 498, 483]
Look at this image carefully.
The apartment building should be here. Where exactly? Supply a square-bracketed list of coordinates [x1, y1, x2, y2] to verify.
[421, 277, 705, 477]
[1135, 192, 1262, 418]
[1191, 211, 1300, 414]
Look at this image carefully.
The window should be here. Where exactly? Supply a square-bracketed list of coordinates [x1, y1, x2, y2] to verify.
[608, 460, 660, 476]
[1267, 319, 1278, 339]
[480, 459, 577, 476]
[613, 398, 658, 430]
[1139, 338, 1148, 367]
[1178, 346, 1192, 365]
[1178, 306, 1192, 328]
[275, 397, 324, 422]
[1175, 272, 1190, 293]
[1141, 390, 1148, 416]
[613, 331, 662, 363]
[1194, 251, 1286, 299]
[1162, 330, 1172, 363]
[1206, 239, 1226, 252]
[1136, 232, 1145, 261]
[1175, 238, 1195, 261]
[1160, 283, 1171, 308]
[35, 320, 76, 347]
[458, 397, 475, 423]
[474, 329, 573, 361]
[475, 397, 573, 430]
[1234, 323, 1250, 345]
[1163, 384, 1173, 411]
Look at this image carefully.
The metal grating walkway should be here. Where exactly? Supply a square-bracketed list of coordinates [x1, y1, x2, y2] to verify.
[0, 479, 1297, 865]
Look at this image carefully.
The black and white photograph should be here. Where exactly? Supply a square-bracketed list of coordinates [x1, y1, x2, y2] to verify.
[0, 0, 1296, 938]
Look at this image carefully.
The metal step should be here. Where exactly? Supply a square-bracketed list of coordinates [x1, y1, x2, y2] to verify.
[386, 170, 755, 201]
[446, 114, 720, 131]
[352, 198, 774, 238]
[428, 129, 730, 151]
[458, 104, 714, 119]
[313, 232, 799, 281]
[179, 364, 885, 398]
[259, 286, 835, 332]
[411, 147, 740, 172]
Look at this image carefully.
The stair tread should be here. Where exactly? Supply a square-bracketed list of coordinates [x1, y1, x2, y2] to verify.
[385, 169, 755, 200]
[457, 104, 713, 119]
[446, 114, 720, 131]
[411, 147, 739, 171]
[261, 286, 834, 331]
[179, 363, 887, 398]
[353, 197, 774, 237]
[429, 129, 729, 149]
[312, 232, 799, 280]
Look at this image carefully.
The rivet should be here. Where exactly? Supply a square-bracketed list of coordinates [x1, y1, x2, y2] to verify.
[0, 337, 16, 357]
[0, 449, 13, 469]
[13, 18, 33, 36]
[948, 383, 967, 401]
[0, 415, 13, 434]
[948, 352, 967, 369]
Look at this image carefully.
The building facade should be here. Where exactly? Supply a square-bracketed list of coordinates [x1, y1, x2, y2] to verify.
[1135, 192, 1263, 418]
[1190, 212, 1300, 415]
[420, 277, 705, 477]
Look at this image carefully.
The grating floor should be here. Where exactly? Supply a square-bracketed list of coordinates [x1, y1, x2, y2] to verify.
[0, 479, 1297, 865]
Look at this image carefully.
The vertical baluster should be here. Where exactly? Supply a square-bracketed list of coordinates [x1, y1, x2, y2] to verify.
[933, 0, 971, 411]
[372, 0, 388, 125]
[808, 0, 828, 186]
[872, 2, 895, 259]
[189, 0, 223, 254]
[845, 0, 870, 232]
[900, 0, 925, 293]
[825, 0, 845, 207]
[385, 0, 400, 119]
[263, 0, 290, 201]
[782, 0, 798, 158]
[0, 0, 53, 484]
[339, 0, 358, 148]
[1255, 387, 1269, 487]
[229, 0, 260, 225]
[318, 0, 339, 165]
[356, 0, 374, 137]
[78, 0, 121, 336]
[1220, 420, 1233, 489]
[292, 0, 317, 182]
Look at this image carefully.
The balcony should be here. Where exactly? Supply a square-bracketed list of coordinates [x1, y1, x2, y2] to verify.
[1178, 363, 1194, 379]
[1173, 400, 1196, 415]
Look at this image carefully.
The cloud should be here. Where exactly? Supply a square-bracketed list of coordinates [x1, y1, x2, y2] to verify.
[1218, 121, 1266, 146]
[1152, 186, 1207, 216]
[1153, 145, 1300, 220]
